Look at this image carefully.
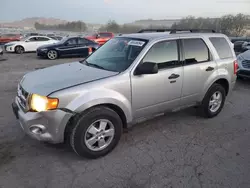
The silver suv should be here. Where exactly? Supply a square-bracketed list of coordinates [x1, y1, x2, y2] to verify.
[12, 29, 237, 158]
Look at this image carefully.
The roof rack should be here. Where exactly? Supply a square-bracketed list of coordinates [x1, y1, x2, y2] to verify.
[137, 29, 216, 34]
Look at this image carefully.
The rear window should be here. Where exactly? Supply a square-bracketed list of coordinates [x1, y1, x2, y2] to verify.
[209, 37, 233, 59]
[100, 33, 112, 38]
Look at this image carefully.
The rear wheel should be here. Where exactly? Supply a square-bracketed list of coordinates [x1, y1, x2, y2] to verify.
[47, 50, 58, 60]
[70, 107, 123, 159]
[199, 84, 226, 118]
[15, 46, 24, 54]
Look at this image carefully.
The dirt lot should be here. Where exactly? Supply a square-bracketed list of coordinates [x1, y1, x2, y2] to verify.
[0, 52, 250, 188]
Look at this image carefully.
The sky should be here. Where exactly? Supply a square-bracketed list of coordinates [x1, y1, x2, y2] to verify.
[0, 0, 249, 23]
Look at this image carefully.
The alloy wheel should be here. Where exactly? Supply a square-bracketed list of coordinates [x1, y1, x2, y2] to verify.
[209, 91, 222, 113]
[84, 119, 115, 151]
[47, 50, 57, 60]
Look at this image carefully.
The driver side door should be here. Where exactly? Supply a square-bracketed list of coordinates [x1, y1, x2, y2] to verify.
[58, 38, 78, 56]
[131, 39, 184, 119]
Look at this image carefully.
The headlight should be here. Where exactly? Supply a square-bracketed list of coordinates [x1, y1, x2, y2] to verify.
[30, 94, 59, 112]
[5, 44, 15, 47]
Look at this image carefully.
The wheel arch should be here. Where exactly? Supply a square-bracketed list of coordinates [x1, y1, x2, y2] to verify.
[64, 103, 128, 143]
[200, 77, 230, 102]
[15, 45, 25, 52]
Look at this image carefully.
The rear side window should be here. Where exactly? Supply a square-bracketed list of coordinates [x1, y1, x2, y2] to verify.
[209, 37, 233, 59]
[182, 38, 210, 65]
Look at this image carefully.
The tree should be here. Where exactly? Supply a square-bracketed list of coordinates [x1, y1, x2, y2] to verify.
[219, 14, 248, 36]
[34, 21, 87, 32]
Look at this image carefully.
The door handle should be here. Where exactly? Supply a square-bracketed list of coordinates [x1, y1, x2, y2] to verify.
[206, 66, 214, 71]
[168, 73, 180, 79]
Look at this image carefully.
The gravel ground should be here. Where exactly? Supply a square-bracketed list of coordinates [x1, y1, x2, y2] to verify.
[0, 52, 250, 188]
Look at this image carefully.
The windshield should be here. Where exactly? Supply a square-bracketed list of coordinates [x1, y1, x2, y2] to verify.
[20, 37, 30, 41]
[82, 37, 148, 72]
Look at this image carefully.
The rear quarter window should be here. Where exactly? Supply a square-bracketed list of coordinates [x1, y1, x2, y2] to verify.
[209, 37, 233, 59]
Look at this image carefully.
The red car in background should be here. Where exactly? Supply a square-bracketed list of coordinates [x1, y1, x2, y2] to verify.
[85, 32, 114, 45]
[0, 34, 21, 44]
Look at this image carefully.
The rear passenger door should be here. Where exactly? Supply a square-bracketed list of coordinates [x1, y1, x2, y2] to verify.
[77, 38, 90, 57]
[180, 38, 216, 106]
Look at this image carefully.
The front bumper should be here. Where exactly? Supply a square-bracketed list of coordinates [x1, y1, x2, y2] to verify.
[5, 45, 15, 52]
[237, 69, 250, 78]
[36, 50, 48, 57]
[12, 97, 73, 143]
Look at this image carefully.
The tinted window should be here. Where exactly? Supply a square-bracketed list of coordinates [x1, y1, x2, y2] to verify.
[143, 40, 179, 69]
[66, 38, 77, 45]
[209, 37, 233, 59]
[183, 38, 210, 65]
[37, 37, 50, 41]
[100, 33, 112, 38]
[78, 38, 89, 44]
[29, 37, 37, 41]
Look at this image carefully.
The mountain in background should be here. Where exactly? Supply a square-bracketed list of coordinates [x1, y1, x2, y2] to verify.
[0, 17, 68, 28]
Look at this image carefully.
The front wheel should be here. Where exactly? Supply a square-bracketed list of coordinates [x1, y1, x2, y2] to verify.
[200, 84, 226, 118]
[70, 107, 123, 159]
[47, 50, 58, 60]
[15, 46, 25, 54]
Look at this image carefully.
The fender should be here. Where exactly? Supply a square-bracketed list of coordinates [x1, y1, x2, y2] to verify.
[199, 69, 231, 101]
[66, 88, 133, 123]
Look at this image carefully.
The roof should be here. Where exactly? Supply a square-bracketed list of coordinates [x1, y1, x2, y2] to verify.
[118, 32, 226, 41]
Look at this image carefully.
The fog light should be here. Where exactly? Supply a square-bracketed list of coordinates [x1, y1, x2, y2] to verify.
[30, 125, 46, 134]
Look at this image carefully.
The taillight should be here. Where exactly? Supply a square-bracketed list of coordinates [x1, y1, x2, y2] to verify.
[233, 60, 238, 75]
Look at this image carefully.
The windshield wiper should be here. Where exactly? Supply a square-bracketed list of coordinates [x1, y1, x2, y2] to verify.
[84, 60, 106, 70]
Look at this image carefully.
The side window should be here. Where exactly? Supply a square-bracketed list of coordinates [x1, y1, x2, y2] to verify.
[100, 33, 112, 38]
[209, 37, 233, 59]
[29, 37, 37, 41]
[37, 37, 49, 41]
[183, 38, 210, 65]
[78, 38, 89, 44]
[142, 40, 179, 69]
[66, 38, 78, 45]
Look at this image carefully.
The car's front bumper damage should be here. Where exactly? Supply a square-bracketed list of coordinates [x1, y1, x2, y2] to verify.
[12, 97, 73, 143]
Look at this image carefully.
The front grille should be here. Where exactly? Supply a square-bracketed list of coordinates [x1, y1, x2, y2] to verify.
[17, 84, 29, 110]
[242, 60, 250, 69]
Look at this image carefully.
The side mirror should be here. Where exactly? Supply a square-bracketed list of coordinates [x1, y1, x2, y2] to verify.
[135, 62, 158, 75]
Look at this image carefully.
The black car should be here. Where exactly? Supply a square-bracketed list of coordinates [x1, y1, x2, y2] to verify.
[37, 37, 100, 60]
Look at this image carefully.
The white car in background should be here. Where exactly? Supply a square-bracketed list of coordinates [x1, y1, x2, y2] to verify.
[4, 36, 58, 54]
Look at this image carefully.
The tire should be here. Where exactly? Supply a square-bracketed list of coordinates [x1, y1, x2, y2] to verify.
[70, 107, 123, 159]
[199, 83, 226, 118]
[47, 50, 58, 60]
[15, 46, 25, 54]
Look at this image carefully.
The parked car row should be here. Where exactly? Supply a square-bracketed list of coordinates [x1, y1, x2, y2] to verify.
[2, 32, 114, 59]
[231, 37, 250, 54]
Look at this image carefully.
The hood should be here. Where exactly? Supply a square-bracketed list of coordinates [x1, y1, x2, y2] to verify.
[5, 41, 21, 46]
[239, 50, 250, 60]
[20, 62, 118, 96]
